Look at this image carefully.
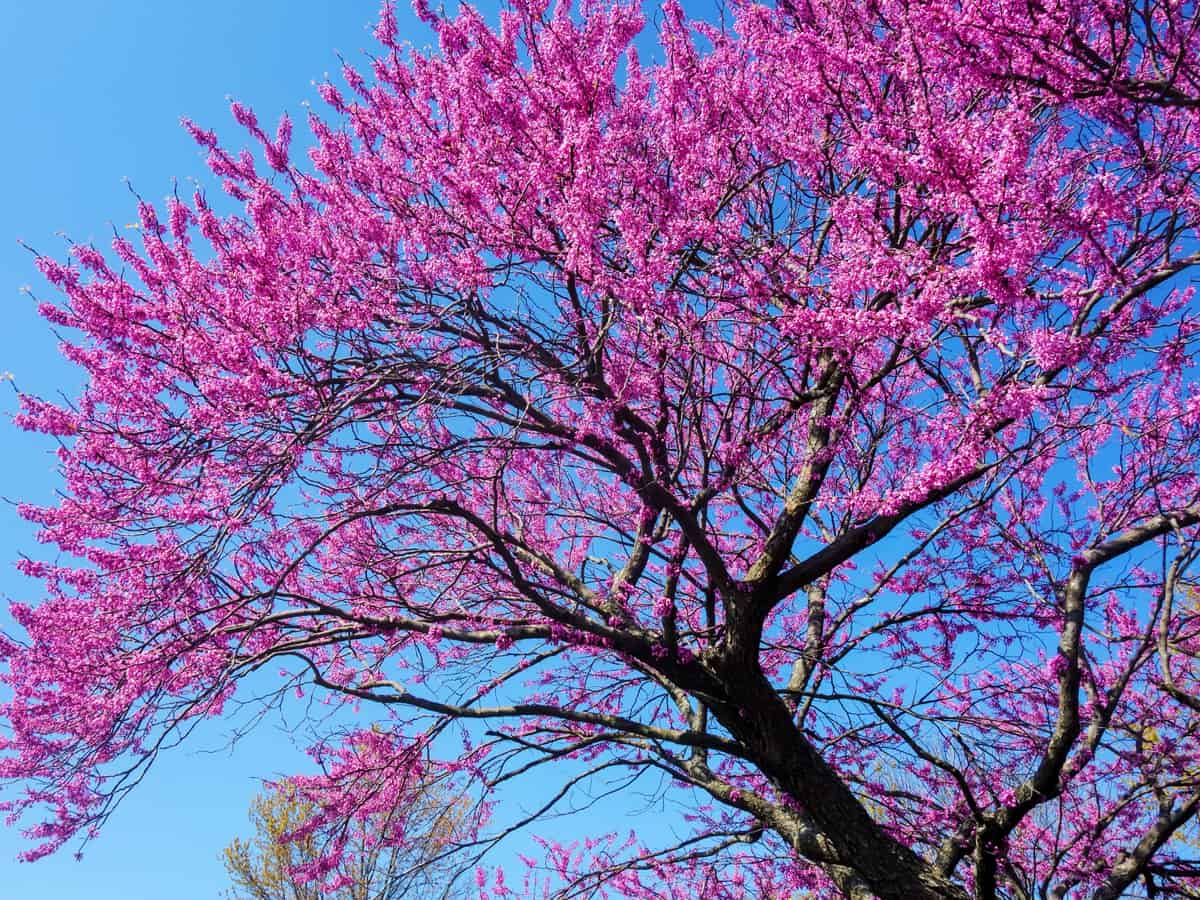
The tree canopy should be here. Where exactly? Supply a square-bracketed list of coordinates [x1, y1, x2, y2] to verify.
[4, 0, 1200, 896]
[223, 769, 468, 900]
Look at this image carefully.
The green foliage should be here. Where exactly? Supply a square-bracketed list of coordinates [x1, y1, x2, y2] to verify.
[222, 777, 470, 900]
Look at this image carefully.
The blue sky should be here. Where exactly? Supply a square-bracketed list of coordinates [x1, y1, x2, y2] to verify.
[0, 3, 1154, 898]
[0, 3, 712, 897]
[0, 3, 419, 897]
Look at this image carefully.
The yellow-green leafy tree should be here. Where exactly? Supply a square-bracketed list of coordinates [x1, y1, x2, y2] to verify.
[223, 776, 471, 900]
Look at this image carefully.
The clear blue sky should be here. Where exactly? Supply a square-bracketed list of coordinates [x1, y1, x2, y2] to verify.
[0, 3, 422, 897]
[0, 3, 704, 897]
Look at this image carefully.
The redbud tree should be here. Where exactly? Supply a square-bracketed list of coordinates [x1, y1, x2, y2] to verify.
[4, 0, 1200, 897]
